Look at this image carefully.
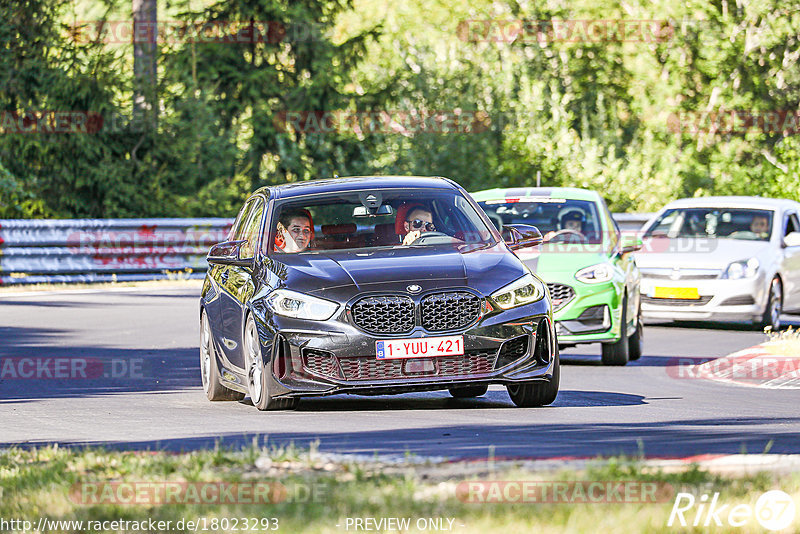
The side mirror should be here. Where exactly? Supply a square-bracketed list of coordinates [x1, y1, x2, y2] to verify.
[784, 232, 800, 248]
[207, 240, 254, 267]
[503, 224, 542, 250]
[620, 234, 643, 254]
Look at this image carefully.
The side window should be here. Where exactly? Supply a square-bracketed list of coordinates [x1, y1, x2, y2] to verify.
[785, 212, 799, 237]
[601, 199, 619, 248]
[239, 199, 265, 258]
[229, 199, 256, 241]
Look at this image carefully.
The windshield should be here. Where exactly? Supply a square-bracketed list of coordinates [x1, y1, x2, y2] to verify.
[269, 189, 496, 254]
[478, 198, 604, 244]
[644, 208, 774, 241]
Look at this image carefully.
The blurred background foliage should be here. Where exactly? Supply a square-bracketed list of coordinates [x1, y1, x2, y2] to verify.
[1, 0, 799, 218]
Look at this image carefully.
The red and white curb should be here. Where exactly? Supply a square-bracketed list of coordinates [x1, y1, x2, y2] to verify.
[687, 343, 800, 389]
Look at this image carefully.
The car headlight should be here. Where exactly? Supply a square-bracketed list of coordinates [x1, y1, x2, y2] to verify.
[722, 258, 759, 280]
[575, 263, 614, 284]
[266, 289, 339, 320]
[491, 273, 546, 310]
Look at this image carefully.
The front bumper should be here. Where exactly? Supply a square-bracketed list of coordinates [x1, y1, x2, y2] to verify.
[239, 299, 556, 398]
[548, 279, 624, 345]
[640, 274, 767, 322]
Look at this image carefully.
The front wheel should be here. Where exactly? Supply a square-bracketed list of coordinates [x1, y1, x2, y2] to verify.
[244, 315, 298, 411]
[628, 306, 644, 361]
[601, 295, 630, 366]
[760, 277, 783, 331]
[506, 351, 560, 407]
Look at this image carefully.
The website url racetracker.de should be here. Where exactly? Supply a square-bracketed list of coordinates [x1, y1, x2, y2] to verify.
[0, 516, 280, 533]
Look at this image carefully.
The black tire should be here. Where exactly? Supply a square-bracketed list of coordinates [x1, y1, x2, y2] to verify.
[200, 310, 245, 401]
[244, 314, 298, 411]
[628, 305, 644, 361]
[760, 277, 783, 331]
[449, 385, 489, 398]
[506, 350, 560, 407]
[602, 295, 630, 366]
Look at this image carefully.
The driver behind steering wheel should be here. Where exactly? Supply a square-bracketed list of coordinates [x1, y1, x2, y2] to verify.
[401, 205, 436, 245]
[544, 207, 587, 241]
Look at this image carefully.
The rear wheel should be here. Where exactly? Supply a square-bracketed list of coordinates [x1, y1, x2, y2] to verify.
[244, 315, 298, 411]
[200, 310, 244, 401]
[760, 277, 783, 331]
[602, 295, 630, 366]
[628, 305, 644, 361]
[506, 350, 560, 407]
[449, 385, 489, 398]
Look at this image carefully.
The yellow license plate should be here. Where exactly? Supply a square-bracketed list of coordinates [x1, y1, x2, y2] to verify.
[654, 287, 700, 299]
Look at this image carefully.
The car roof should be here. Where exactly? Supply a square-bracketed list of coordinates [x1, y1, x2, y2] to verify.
[254, 176, 459, 200]
[662, 196, 800, 211]
[471, 186, 600, 203]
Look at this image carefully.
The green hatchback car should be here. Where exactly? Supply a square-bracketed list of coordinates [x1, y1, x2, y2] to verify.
[472, 187, 644, 365]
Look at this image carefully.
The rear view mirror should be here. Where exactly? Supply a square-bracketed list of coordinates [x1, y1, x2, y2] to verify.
[503, 224, 543, 250]
[353, 205, 394, 217]
[207, 240, 254, 267]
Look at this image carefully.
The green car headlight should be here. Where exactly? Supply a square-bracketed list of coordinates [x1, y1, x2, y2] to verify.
[575, 263, 614, 284]
[491, 273, 546, 310]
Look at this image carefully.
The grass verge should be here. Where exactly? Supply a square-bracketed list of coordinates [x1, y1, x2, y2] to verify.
[1, 445, 798, 533]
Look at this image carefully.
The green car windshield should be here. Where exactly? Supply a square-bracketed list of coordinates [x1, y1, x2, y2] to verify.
[478, 198, 604, 244]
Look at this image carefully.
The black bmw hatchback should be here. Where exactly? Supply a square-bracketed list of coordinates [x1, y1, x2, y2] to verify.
[200, 176, 558, 410]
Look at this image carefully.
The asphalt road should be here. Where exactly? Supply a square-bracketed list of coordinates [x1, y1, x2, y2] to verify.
[1, 286, 798, 460]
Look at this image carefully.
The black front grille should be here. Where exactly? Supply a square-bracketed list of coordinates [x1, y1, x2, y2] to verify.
[421, 292, 481, 332]
[547, 283, 575, 311]
[351, 295, 415, 334]
[642, 295, 713, 307]
[338, 349, 498, 381]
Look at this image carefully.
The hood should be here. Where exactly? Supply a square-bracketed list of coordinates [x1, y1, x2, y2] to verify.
[266, 244, 528, 300]
[515, 245, 611, 277]
[635, 238, 771, 269]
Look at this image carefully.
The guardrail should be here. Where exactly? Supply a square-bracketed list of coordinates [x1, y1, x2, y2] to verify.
[0, 214, 652, 285]
[0, 218, 232, 285]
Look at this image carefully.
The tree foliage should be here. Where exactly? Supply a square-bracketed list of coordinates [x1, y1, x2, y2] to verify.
[0, 0, 798, 217]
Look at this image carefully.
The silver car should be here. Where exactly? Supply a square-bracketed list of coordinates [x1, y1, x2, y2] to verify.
[637, 196, 800, 329]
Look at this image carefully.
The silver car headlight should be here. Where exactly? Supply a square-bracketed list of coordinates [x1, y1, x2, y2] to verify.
[722, 258, 759, 280]
[266, 289, 339, 320]
[575, 263, 614, 284]
[491, 273, 546, 310]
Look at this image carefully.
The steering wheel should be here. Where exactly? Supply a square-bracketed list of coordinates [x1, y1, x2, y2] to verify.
[545, 229, 587, 243]
[729, 230, 758, 239]
[410, 231, 449, 245]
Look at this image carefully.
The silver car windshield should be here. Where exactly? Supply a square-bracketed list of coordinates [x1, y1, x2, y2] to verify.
[269, 189, 496, 254]
[645, 208, 773, 241]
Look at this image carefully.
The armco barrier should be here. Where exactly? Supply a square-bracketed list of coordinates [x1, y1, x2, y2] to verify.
[0, 214, 652, 285]
[0, 218, 233, 285]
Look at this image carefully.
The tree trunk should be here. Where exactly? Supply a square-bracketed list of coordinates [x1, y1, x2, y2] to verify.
[133, 0, 157, 131]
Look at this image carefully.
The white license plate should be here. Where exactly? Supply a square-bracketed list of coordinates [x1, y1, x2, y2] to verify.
[376, 335, 464, 360]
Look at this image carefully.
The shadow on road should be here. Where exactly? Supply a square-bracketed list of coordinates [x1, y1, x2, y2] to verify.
[0, 326, 200, 403]
[5, 415, 798, 460]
